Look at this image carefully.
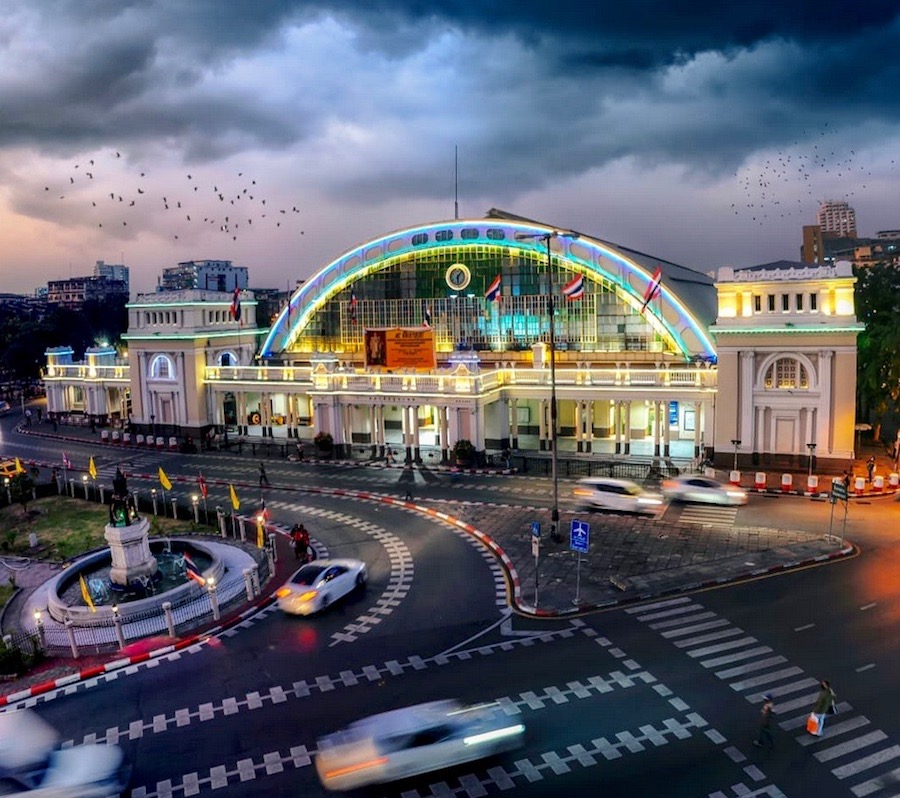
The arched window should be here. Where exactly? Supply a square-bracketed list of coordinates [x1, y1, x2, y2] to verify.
[149, 354, 176, 380]
[218, 351, 238, 367]
[763, 358, 808, 390]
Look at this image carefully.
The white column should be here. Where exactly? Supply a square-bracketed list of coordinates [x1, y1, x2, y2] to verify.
[693, 400, 702, 457]
[585, 400, 594, 453]
[738, 351, 755, 451]
[755, 405, 765, 454]
[816, 350, 833, 453]
[510, 398, 519, 448]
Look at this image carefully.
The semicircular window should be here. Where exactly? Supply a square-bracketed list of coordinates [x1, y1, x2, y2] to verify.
[763, 358, 808, 390]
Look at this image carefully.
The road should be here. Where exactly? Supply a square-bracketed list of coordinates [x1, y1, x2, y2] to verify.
[4, 418, 900, 796]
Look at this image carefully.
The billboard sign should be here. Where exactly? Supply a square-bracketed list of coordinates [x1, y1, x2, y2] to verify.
[365, 328, 436, 370]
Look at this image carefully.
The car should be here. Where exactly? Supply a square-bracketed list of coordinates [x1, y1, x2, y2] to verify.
[572, 477, 664, 514]
[0, 401, 11, 416]
[315, 699, 526, 791]
[661, 474, 748, 505]
[0, 708, 129, 797]
[275, 558, 367, 615]
[0, 459, 20, 480]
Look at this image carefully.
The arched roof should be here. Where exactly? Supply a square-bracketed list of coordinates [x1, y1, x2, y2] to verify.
[260, 210, 717, 359]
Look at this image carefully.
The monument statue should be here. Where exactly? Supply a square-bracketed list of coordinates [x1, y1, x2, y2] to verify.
[109, 467, 138, 527]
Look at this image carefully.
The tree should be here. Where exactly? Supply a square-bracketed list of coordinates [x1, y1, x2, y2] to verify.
[854, 263, 900, 438]
[9, 470, 36, 515]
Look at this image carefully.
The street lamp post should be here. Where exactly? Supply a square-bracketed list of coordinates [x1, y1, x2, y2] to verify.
[730, 439, 741, 471]
[807, 442, 817, 477]
[515, 229, 578, 543]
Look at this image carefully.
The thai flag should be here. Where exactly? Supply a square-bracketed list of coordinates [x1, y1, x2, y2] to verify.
[349, 289, 358, 322]
[62, 451, 72, 470]
[229, 287, 242, 322]
[641, 267, 663, 313]
[562, 274, 584, 301]
[485, 274, 502, 302]
[183, 553, 206, 585]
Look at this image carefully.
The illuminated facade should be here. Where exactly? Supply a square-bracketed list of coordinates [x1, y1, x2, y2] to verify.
[42, 211, 861, 468]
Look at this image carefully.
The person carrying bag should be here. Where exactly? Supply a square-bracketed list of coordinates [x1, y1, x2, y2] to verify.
[808, 679, 836, 736]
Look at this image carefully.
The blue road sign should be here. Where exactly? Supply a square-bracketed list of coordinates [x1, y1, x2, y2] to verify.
[570, 519, 590, 553]
[531, 521, 541, 538]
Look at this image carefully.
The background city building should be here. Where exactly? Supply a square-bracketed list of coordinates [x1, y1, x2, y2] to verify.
[159, 260, 248, 292]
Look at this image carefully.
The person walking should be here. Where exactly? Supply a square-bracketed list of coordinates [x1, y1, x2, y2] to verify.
[258, 462, 270, 488]
[866, 456, 876, 483]
[810, 679, 836, 736]
[753, 695, 775, 750]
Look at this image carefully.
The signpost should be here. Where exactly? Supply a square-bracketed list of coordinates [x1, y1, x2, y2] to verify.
[531, 522, 541, 607]
[829, 479, 849, 546]
[570, 519, 590, 605]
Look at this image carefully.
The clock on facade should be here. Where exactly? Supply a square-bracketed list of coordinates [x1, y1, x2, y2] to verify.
[445, 263, 471, 291]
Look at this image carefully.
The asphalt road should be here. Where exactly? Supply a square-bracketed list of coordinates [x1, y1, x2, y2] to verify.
[4, 416, 900, 797]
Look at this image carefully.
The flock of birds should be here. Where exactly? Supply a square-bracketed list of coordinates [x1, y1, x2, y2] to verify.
[731, 123, 896, 226]
[40, 149, 304, 242]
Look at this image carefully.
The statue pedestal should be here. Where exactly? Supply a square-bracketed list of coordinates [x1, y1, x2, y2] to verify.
[104, 516, 158, 586]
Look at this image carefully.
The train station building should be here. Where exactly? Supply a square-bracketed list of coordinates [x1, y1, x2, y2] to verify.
[42, 209, 862, 469]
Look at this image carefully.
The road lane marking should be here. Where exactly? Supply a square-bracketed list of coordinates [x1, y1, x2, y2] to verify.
[859, 603, 877, 611]
[794, 623, 815, 631]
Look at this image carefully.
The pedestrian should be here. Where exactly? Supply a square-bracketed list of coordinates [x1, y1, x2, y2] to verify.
[809, 679, 836, 736]
[866, 456, 876, 483]
[753, 695, 775, 750]
[296, 442, 304, 460]
[291, 523, 310, 561]
[36, 407, 42, 423]
[24, 408, 32, 427]
[842, 470, 852, 489]
[259, 462, 270, 487]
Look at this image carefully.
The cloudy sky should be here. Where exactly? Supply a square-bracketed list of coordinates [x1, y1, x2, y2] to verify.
[2, 0, 899, 296]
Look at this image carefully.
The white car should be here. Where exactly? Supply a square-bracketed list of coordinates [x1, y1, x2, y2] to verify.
[0, 709, 128, 797]
[661, 475, 748, 505]
[276, 558, 367, 615]
[572, 477, 664, 514]
[315, 699, 525, 791]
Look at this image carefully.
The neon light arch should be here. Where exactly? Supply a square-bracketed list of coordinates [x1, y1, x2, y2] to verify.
[260, 218, 717, 359]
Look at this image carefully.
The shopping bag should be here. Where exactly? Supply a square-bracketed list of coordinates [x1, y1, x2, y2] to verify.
[806, 713, 820, 735]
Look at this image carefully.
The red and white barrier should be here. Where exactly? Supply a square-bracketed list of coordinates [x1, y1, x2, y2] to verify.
[168, 436, 178, 451]
[854, 476, 865, 496]
[890, 472, 899, 488]
[729, 470, 741, 486]
[807, 475, 819, 493]
[111, 430, 120, 444]
[136, 434, 145, 446]
[873, 475, 884, 493]
[100, 430, 109, 443]
[781, 473, 793, 492]
[755, 472, 766, 490]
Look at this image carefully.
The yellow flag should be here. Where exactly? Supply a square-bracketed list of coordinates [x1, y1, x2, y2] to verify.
[79, 575, 96, 613]
[88, 456, 97, 480]
[158, 467, 172, 490]
[14, 458, 25, 475]
[229, 483, 240, 510]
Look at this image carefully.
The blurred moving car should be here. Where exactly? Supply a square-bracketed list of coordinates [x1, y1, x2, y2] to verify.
[315, 699, 525, 791]
[0, 708, 128, 796]
[661, 474, 748, 505]
[0, 460, 20, 480]
[0, 401, 11, 416]
[572, 477, 664, 514]
[276, 558, 367, 615]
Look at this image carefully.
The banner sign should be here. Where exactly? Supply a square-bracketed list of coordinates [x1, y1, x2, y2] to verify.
[365, 328, 436, 370]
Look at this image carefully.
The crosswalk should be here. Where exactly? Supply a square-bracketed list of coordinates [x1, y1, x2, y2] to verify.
[627, 597, 900, 797]
[675, 504, 739, 527]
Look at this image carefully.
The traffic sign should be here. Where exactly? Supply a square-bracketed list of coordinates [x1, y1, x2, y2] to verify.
[570, 519, 590, 553]
[832, 481, 848, 500]
[531, 535, 540, 556]
[531, 521, 541, 538]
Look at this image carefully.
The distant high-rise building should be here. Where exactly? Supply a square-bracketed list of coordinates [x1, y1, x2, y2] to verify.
[47, 276, 128, 308]
[817, 200, 857, 237]
[159, 260, 248, 292]
[94, 260, 129, 294]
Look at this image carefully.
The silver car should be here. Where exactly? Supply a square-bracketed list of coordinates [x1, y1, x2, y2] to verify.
[315, 699, 525, 791]
[661, 474, 748, 505]
[573, 477, 664, 514]
[0, 709, 129, 797]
